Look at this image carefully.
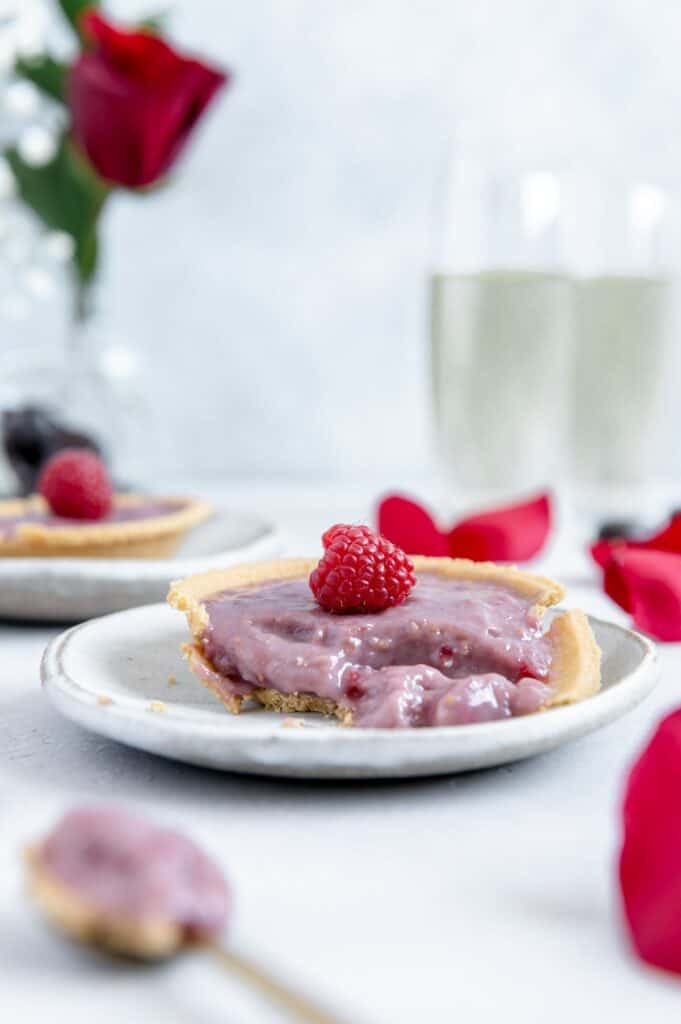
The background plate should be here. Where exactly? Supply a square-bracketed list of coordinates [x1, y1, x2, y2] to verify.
[41, 603, 659, 779]
[0, 508, 282, 621]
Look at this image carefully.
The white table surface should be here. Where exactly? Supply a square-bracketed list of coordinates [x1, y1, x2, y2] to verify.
[2, 482, 681, 1023]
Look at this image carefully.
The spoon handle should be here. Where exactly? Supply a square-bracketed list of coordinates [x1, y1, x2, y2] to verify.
[207, 942, 348, 1024]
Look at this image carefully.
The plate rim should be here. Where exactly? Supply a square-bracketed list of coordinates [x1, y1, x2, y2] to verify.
[41, 603, 659, 747]
[0, 507, 281, 580]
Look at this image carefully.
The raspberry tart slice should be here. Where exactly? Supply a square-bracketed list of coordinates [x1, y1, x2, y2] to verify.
[0, 449, 210, 558]
[169, 527, 601, 729]
[0, 494, 210, 558]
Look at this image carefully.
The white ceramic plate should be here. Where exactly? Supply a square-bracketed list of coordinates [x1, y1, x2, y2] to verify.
[41, 603, 659, 779]
[0, 509, 282, 622]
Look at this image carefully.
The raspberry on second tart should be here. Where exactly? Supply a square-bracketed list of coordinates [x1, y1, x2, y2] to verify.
[310, 523, 416, 613]
[38, 448, 113, 520]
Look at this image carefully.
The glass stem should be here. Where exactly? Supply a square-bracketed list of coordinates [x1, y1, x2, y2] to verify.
[64, 277, 93, 403]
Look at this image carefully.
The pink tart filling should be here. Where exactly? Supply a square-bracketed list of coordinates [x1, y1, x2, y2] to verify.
[196, 574, 554, 728]
[0, 499, 185, 536]
[36, 806, 229, 940]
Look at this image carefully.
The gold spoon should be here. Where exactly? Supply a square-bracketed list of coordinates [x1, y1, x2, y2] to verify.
[25, 811, 348, 1024]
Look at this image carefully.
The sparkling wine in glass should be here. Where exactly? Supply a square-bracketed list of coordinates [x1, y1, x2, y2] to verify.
[429, 156, 573, 499]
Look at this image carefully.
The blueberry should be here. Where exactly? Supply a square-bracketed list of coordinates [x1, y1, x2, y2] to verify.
[596, 519, 646, 542]
[2, 404, 100, 495]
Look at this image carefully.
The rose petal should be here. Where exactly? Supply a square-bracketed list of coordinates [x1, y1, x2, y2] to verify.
[646, 515, 681, 554]
[591, 538, 618, 569]
[620, 709, 681, 974]
[376, 495, 449, 556]
[448, 493, 551, 562]
[602, 555, 634, 613]
[591, 514, 681, 570]
[377, 492, 552, 562]
[608, 548, 681, 641]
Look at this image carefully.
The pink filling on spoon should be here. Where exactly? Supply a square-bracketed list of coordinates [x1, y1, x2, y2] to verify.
[36, 805, 229, 940]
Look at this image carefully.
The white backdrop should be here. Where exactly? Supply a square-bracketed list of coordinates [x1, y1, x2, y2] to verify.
[37, 1, 681, 480]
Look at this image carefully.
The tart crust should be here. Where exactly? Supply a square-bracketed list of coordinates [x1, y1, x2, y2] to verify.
[0, 494, 211, 558]
[25, 847, 183, 959]
[168, 557, 601, 724]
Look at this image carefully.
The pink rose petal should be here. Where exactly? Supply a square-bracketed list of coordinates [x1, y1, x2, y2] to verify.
[377, 492, 552, 563]
[607, 548, 681, 641]
[448, 493, 551, 562]
[376, 495, 449, 556]
[591, 513, 681, 570]
[620, 709, 681, 974]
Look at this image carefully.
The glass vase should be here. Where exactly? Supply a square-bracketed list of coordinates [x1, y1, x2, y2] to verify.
[0, 278, 151, 494]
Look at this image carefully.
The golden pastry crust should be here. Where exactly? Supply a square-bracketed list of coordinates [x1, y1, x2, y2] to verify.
[168, 556, 600, 724]
[25, 847, 183, 959]
[0, 494, 210, 558]
[183, 641, 354, 722]
[169, 556, 564, 632]
[546, 608, 602, 706]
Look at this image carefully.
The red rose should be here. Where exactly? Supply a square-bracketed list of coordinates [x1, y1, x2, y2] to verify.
[68, 11, 228, 188]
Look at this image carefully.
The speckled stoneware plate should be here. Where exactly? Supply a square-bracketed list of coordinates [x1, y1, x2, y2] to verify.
[41, 604, 659, 779]
[0, 509, 282, 622]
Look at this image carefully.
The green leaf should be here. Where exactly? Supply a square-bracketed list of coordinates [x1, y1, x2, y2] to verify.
[15, 56, 68, 103]
[137, 10, 169, 33]
[5, 137, 109, 285]
[58, 1, 168, 39]
[57, 0, 99, 38]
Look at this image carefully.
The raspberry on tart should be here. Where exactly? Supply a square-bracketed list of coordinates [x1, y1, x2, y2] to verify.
[169, 547, 601, 729]
[39, 449, 113, 520]
[310, 523, 415, 613]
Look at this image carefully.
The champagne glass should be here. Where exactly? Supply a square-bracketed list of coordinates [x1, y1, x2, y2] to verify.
[429, 150, 573, 503]
[569, 175, 680, 521]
